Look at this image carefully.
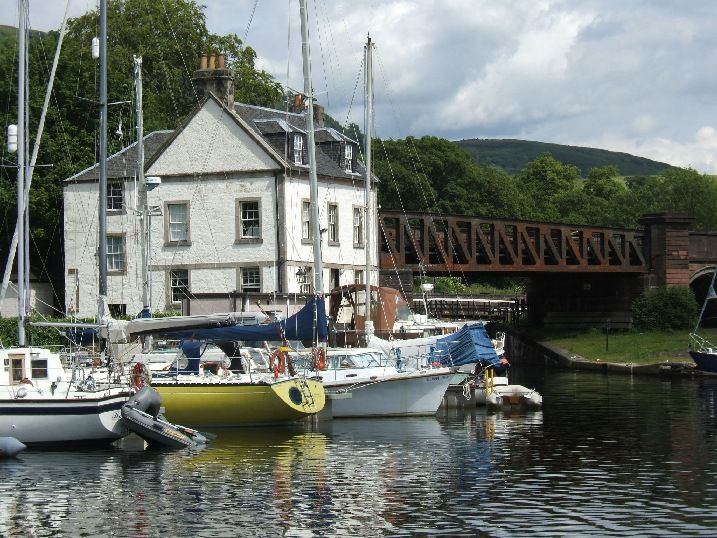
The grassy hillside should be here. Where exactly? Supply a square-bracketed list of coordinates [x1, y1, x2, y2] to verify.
[456, 138, 672, 177]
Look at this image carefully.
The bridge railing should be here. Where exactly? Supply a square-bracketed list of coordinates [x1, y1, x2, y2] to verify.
[379, 211, 646, 274]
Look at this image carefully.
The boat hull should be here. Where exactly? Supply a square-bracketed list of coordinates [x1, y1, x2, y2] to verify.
[325, 369, 454, 417]
[151, 378, 325, 426]
[689, 350, 717, 373]
[0, 391, 130, 445]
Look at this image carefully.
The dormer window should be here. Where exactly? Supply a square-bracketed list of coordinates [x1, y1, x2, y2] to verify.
[293, 134, 304, 165]
[344, 143, 353, 172]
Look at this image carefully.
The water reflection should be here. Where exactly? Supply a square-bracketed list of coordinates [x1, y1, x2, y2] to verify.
[2, 371, 717, 536]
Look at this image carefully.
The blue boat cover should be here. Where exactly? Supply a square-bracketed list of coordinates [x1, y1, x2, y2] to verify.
[150, 296, 327, 343]
[429, 323, 501, 367]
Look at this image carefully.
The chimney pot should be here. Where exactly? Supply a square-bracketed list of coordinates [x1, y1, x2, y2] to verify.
[217, 54, 225, 69]
[208, 54, 216, 69]
[200, 54, 208, 69]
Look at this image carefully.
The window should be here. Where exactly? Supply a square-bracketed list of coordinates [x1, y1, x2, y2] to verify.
[302, 201, 312, 240]
[297, 267, 312, 294]
[344, 144, 353, 172]
[353, 207, 364, 246]
[170, 269, 189, 304]
[108, 304, 126, 317]
[107, 181, 123, 211]
[293, 134, 304, 165]
[167, 202, 189, 242]
[106, 235, 125, 272]
[240, 201, 260, 238]
[241, 267, 261, 292]
[327, 203, 338, 243]
[31, 358, 48, 380]
[354, 269, 364, 285]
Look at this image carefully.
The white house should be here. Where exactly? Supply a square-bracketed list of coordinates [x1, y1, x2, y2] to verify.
[63, 56, 378, 318]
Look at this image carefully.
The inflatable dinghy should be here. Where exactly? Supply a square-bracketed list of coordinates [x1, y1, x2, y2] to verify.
[121, 386, 210, 449]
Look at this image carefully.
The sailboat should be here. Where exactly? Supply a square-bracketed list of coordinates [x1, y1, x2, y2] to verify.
[0, 0, 132, 445]
[689, 267, 717, 373]
[113, 298, 326, 426]
[288, 34, 456, 417]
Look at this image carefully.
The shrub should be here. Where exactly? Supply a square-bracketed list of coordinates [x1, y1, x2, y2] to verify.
[632, 286, 699, 330]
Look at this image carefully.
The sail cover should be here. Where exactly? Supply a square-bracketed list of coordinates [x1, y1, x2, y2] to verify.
[126, 296, 327, 343]
[430, 323, 501, 367]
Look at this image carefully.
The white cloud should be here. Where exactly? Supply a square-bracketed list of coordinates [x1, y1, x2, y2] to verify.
[595, 127, 717, 174]
[3, 0, 717, 172]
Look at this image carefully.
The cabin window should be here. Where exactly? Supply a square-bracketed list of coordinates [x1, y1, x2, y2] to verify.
[31, 359, 48, 379]
[344, 144, 353, 172]
[239, 200, 261, 239]
[107, 181, 124, 211]
[327, 203, 338, 244]
[167, 202, 190, 243]
[354, 269, 364, 285]
[293, 134, 304, 165]
[302, 201, 312, 240]
[353, 207, 364, 247]
[170, 269, 189, 304]
[241, 267, 261, 292]
[106, 235, 125, 272]
[10, 356, 23, 384]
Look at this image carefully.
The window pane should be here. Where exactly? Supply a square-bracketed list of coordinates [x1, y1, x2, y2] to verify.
[302, 201, 311, 239]
[31, 359, 48, 379]
[328, 204, 337, 242]
[241, 201, 260, 238]
[170, 269, 189, 303]
[107, 236, 124, 271]
[242, 267, 261, 292]
[354, 270, 364, 285]
[294, 135, 303, 165]
[107, 182, 123, 210]
[344, 144, 353, 172]
[168, 203, 188, 242]
[353, 208, 363, 245]
[298, 267, 312, 294]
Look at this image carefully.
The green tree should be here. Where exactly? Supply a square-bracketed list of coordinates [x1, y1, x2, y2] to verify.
[516, 153, 582, 221]
[0, 0, 285, 308]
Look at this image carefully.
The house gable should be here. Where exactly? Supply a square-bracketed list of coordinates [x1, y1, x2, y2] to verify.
[147, 97, 282, 177]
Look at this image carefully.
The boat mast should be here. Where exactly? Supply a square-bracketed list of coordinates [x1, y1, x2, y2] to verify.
[364, 36, 374, 327]
[0, 2, 69, 317]
[134, 55, 149, 313]
[98, 0, 108, 320]
[298, 0, 324, 296]
[16, 0, 26, 344]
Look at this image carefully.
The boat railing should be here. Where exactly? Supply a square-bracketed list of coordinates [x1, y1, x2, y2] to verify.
[690, 332, 716, 352]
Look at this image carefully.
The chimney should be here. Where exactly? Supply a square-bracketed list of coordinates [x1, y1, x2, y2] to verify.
[313, 104, 325, 127]
[192, 53, 235, 109]
[290, 93, 304, 114]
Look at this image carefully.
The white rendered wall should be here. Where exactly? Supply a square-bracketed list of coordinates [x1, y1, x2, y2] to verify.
[282, 174, 379, 294]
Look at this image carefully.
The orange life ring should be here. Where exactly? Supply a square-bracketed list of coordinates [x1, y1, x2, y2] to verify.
[270, 349, 287, 378]
[312, 347, 326, 370]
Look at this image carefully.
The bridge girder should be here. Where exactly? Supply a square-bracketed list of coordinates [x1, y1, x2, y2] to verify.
[379, 211, 647, 275]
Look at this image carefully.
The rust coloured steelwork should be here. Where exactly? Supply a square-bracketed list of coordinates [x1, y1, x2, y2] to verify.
[379, 211, 647, 274]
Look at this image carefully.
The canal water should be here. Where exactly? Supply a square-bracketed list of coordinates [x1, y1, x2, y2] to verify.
[2, 370, 717, 537]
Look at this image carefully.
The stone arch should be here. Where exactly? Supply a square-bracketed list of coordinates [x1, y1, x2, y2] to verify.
[690, 265, 717, 327]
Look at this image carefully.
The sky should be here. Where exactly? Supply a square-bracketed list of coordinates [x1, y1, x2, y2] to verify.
[3, 0, 717, 173]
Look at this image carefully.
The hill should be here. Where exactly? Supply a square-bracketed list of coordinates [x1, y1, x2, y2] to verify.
[455, 138, 672, 177]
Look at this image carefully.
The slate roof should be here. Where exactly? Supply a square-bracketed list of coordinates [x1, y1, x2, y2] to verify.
[64, 100, 376, 184]
[234, 103, 368, 182]
[65, 130, 174, 183]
